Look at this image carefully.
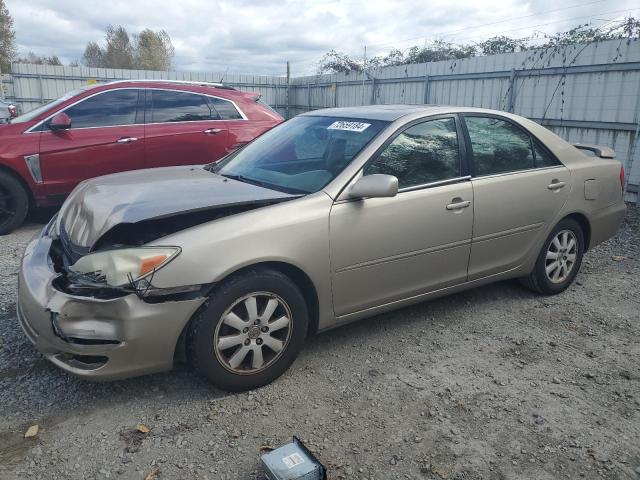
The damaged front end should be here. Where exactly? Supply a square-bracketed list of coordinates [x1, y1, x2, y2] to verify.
[18, 165, 301, 379]
[49, 199, 287, 302]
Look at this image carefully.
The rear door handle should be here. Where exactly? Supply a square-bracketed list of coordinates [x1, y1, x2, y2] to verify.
[547, 180, 566, 190]
[203, 128, 223, 135]
[116, 137, 138, 144]
[446, 199, 471, 210]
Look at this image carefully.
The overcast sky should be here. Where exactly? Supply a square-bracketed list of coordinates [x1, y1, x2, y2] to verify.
[6, 0, 639, 75]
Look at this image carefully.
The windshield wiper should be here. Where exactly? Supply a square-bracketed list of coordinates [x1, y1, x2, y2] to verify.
[219, 173, 309, 195]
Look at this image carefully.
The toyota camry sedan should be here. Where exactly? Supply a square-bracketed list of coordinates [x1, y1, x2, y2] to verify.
[18, 105, 626, 391]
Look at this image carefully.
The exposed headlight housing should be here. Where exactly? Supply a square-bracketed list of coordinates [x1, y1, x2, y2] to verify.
[69, 247, 181, 287]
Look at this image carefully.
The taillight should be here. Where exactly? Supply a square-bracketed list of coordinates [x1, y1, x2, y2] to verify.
[620, 165, 625, 190]
[8, 105, 17, 118]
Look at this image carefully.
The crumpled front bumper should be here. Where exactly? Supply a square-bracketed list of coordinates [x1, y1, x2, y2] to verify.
[17, 231, 206, 381]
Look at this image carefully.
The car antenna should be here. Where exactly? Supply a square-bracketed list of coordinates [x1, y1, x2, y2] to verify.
[219, 66, 229, 83]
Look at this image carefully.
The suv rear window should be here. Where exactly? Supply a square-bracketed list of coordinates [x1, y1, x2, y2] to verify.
[209, 97, 243, 120]
[151, 90, 219, 123]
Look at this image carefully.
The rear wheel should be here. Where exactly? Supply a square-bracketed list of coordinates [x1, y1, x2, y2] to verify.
[0, 171, 30, 235]
[187, 268, 308, 391]
[520, 218, 584, 295]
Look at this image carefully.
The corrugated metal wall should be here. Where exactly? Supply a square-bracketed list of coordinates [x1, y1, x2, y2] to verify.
[290, 39, 640, 202]
[1, 39, 638, 201]
[1, 63, 289, 117]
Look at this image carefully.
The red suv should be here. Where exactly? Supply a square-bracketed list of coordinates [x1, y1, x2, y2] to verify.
[0, 80, 283, 234]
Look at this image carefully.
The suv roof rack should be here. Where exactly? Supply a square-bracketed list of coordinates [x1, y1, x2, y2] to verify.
[106, 79, 236, 90]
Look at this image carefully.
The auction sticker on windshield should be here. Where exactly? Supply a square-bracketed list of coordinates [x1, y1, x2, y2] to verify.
[327, 121, 371, 132]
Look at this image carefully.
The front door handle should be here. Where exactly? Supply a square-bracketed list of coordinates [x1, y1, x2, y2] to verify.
[446, 199, 471, 211]
[547, 180, 566, 190]
[203, 128, 223, 135]
[116, 137, 138, 144]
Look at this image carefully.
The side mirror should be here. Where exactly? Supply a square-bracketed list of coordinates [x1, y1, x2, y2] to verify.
[348, 174, 398, 199]
[49, 112, 71, 131]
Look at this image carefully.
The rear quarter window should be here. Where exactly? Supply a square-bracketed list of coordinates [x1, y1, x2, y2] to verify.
[209, 97, 243, 120]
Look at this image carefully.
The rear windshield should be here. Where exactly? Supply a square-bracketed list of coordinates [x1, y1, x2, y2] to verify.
[213, 115, 389, 194]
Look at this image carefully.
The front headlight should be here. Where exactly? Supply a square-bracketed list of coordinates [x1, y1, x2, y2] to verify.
[69, 247, 181, 287]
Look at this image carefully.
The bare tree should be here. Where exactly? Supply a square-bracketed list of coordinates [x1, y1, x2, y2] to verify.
[0, 0, 16, 72]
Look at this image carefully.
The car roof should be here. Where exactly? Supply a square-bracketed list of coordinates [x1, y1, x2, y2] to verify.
[301, 104, 518, 121]
[76, 80, 253, 100]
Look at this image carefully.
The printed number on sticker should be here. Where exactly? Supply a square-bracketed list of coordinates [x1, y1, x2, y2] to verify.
[282, 452, 305, 469]
[327, 121, 371, 132]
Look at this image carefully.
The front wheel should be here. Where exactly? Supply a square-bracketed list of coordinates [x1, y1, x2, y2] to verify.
[0, 171, 30, 235]
[187, 268, 308, 391]
[520, 218, 585, 295]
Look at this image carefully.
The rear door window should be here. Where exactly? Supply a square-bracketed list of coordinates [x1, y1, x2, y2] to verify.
[465, 116, 536, 175]
[151, 90, 220, 123]
[62, 89, 139, 129]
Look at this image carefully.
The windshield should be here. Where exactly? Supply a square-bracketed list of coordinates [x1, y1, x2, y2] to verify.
[10, 87, 88, 123]
[213, 116, 388, 194]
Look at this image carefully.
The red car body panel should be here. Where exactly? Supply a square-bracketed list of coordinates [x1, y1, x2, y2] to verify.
[0, 81, 283, 207]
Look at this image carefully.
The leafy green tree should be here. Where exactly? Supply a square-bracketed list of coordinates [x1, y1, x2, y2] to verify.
[134, 29, 174, 70]
[15, 52, 62, 65]
[81, 26, 174, 71]
[103, 25, 134, 69]
[317, 17, 640, 74]
[478, 36, 527, 55]
[82, 41, 104, 68]
[0, 0, 16, 72]
[317, 49, 366, 74]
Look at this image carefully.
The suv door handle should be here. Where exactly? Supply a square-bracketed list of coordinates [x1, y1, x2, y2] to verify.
[116, 137, 138, 144]
[547, 180, 566, 190]
[203, 128, 223, 135]
[446, 199, 471, 210]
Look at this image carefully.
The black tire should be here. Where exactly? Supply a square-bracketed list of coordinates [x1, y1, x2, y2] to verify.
[187, 267, 309, 391]
[520, 217, 585, 295]
[0, 171, 30, 235]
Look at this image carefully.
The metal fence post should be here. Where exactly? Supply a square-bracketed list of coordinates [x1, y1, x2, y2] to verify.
[274, 84, 279, 111]
[286, 61, 291, 119]
[508, 69, 517, 113]
[38, 75, 44, 105]
[423, 74, 430, 104]
[370, 77, 376, 105]
[307, 83, 311, 112]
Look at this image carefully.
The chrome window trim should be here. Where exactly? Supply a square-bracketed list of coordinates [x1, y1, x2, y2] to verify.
[470, 165, 565, 180]
[334, 174, 472, 204]
[397, 175, 472, 193]
[25, 87, 247, 134]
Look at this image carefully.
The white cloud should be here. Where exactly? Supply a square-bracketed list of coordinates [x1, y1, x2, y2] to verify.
[6, 0, 639, 75]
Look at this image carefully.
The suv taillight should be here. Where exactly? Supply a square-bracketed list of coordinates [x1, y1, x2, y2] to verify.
[8, 105, 17, 118]
[620, 165, 625, 190]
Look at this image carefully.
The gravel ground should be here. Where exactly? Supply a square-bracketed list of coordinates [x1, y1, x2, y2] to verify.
[0, 206, 639, 480]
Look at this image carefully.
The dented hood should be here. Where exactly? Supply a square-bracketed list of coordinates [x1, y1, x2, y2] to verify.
[57, 166, 295, 248]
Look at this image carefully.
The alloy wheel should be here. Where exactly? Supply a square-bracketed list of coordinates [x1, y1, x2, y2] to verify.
[213, 292, 293, 375]
[545, 229, 578, 284]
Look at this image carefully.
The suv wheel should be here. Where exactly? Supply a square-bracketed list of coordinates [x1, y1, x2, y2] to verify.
[0, 171, 30, 235]
[187, 268, 308, 391]
[520, 218, 585, 295]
